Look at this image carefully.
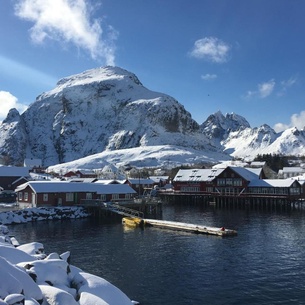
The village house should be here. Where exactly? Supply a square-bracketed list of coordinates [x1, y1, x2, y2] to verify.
[124, 178, 155, 196]
[15, 181, 137, 208]
[149, 176, 170, 188]
[172, 166, 303, 199]
[0, 166, 29, 191]
[63, 170, 97, 179]
[99, 164, 119, 179]
[248, 178, 302, 198]
[278, 167, 305, 179]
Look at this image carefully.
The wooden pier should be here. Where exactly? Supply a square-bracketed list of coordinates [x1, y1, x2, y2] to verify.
[143, 219, 237, 237]
[159, 192, 305, 211]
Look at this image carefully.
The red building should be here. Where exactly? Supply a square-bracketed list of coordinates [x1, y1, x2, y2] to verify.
[15, 181, 136, 208]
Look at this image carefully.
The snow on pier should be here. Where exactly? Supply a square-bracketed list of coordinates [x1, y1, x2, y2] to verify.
[143, 219, 237, 237]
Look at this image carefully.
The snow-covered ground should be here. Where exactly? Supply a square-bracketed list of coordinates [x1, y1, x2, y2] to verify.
[0, 208, 139, 305]
[47, 144, 230, 174]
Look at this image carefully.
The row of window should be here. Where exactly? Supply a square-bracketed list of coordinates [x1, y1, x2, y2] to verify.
[217, 178, 243, 186]
[178, 186, 301, 196]
[18, 192, 132, 202]
[181, 187, 200, 192]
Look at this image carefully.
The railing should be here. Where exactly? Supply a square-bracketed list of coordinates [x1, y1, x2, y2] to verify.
[106, 202, 144, 218]
[79, 199, 144, 218]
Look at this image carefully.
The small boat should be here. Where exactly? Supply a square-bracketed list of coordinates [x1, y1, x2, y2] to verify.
[122, 217, 143, 227]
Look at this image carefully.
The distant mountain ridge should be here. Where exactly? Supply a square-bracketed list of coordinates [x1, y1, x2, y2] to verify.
[0, 66, 305, 168]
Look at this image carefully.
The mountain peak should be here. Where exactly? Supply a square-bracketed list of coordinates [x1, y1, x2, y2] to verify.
[200, 111, 250, 140]
[2, 108, 20, 124]
[56, 66, 142, 88]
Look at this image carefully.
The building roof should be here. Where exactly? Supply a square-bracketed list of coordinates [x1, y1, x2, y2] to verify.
[126, 178, 155, 185]
[94, 179, 121, 184]
[249, 178, 300, 187]
[250, 161, 266, 167]
[15, 181, 136, 195]
[149, 176, 169, 183]
[281, 167, 305, 173]
[173, 168, 225, 182]
[230, 167, 260, 181]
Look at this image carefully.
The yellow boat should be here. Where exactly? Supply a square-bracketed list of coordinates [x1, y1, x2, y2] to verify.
[122, 217, 143, 227]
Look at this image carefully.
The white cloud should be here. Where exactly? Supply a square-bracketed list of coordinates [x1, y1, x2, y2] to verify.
[0, 91, 28, 122]
[278, 76, 297, 96]
[274, 110, 305, 132]
[189, 37, 231, 63]
[273, 122, 289, 133]
[201, 73, 217, 81]
[258, 79, 275, 98]
[14, 0, 117, 65]
[245, 79, 275, 99]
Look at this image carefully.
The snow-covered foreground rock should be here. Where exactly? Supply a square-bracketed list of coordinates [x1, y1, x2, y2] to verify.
[0, 206, 89, 225]
[0, 224, 137, 305]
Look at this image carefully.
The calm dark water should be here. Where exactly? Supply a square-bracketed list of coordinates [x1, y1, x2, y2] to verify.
[8, 204, 305, 305]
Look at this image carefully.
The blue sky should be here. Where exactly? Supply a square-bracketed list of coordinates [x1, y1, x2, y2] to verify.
[1, 0, 305, 132]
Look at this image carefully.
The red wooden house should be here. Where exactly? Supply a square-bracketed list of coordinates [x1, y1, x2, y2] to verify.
[15, 181, 136, 208]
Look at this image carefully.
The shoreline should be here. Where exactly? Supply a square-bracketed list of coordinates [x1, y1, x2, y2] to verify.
[0, 206, 139, 305]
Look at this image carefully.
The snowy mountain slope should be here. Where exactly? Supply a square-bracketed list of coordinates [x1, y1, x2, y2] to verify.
[222, 124, 278, 157]
[47, 145, 230, 174]
[222, 124, 305, 159]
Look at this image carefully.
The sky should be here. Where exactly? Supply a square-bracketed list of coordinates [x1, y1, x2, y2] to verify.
[1, 0, 305, 132]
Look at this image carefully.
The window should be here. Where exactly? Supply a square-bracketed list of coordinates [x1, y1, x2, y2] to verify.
[125, 193, 131, 199]
[181, 186, 200, 192]
[18, 192, 22, 200]
[66, 193, 74, 202]
[290, 188, 300, 195]
[86, 193, 92, 200]
[217, 179, 226, 186]
[100, 194, 106, 201]
[43, 194, 48, 202]
[233, 179, 242, 186]
[112, 194, 119, 200]
[24, 192, 28, 201]
[226, 178, 233, 186]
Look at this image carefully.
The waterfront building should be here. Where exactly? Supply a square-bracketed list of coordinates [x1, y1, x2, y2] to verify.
[15, 181, 136, 208]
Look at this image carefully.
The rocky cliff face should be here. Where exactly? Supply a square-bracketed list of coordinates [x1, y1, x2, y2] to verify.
[0, 66, 210, 166]
[0, 108, 27, 165]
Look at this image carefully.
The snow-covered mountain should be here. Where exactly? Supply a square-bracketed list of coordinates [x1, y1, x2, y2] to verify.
[0, 66, 220, 166]
[1, 66, 305, 170]
[200, 111, 251, 140]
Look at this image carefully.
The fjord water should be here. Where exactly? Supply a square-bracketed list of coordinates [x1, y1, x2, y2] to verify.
[9, 204, 305, 305]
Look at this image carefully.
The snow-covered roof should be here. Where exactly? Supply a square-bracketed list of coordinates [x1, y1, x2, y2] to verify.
[15, 181, 136, 195]
[230, 167, 260, 181]
[126, 178, 155, 185]
[245, 167, 263, 177]
[94, 179, 122, 184]
[149, 176, 169, 183]
[249, 178, 300, 187]
[250, 161, 266, 167]
[281, 167, 305, 173]
[67, 178, 97, 183]
[174, 168, 225, 182]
